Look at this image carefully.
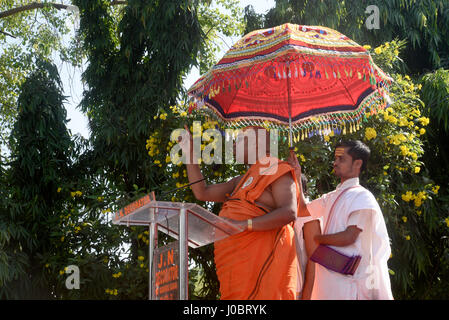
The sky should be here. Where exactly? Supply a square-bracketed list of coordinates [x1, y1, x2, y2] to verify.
[60, 0, 275, 139]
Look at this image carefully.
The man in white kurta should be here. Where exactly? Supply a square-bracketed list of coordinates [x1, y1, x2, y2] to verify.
[307, 177, 393, 299]
[290, 140, 393, 300]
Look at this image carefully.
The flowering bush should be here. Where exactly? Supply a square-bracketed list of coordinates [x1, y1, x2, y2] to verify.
[276, 40, 448, 299]
[142, 40, 449, 299]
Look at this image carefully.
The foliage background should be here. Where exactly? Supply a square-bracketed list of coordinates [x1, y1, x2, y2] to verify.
[1, 0, 449, 299]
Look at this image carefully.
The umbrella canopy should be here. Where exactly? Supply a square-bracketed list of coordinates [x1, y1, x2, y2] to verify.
[187, 23, 392, 144]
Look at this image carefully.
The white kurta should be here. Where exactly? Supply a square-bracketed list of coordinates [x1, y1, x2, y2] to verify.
[306, 177, 393, 300]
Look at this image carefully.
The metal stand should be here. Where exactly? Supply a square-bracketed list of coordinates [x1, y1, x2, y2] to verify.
[113, 194, 244, 300]
[179, 205, 188, 300]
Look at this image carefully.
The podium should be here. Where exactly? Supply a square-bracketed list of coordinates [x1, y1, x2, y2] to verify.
[113, 192, 244, 300]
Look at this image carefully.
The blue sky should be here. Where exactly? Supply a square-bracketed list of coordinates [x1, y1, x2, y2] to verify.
[61, 0, 275, 138]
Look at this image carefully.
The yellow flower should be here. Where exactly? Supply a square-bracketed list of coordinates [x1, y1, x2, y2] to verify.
[57, 187, 62, 193]
[363, 45, 372, 50]
[59, 270, 64, 275]
[402, 216, 407, 223]
[401, 191, 413, 202]
[419, 117, 430, 126]
[414, 192, 425, 207]
[165, 155, 171, 163]
[417, 210, 422, 216]
[160, 113, 167, 120]
[299, 154, 306, 163]
[419, 128, 426, 135]
[140, 263, 145, 268]
[112, 272, 122, 278]
[414, 167, 420, 174]
[138, 256, 144, 261]
[405, 235, 411, 241]
[445, 218, 449, 228]
[154, 160, 160, 164]
[323, 135, 330, 142]
[432, 185, 440, 194]
[399, 145, 409, 156]
[45, 263, 50, 268]
[365, 127, 377, 141]
[60, 236, 65, 242]
[374, 46, 382, 54]
[385, 114, 398, 125]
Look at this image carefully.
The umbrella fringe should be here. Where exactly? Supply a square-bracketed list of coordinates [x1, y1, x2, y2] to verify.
[190, 86, 389, 144]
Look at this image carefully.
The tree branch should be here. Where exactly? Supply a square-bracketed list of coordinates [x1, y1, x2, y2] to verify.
[0, 29, 16, 38]
[0, 1, 127, 20]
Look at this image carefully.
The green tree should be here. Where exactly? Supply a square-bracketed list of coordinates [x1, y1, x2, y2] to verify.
[0, 58, 74, 298]
[1, 0, 244, 300]
[419, 69, 449, 187]
[0, 1, 79, 152]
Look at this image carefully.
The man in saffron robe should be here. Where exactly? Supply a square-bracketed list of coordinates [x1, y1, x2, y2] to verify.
[178, 124, 312, 299]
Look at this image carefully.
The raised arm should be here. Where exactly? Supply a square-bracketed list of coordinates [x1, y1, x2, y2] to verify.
[286, 149, 311, 217]
[179, 124, 242, 203]
[186, 163, 242, 202]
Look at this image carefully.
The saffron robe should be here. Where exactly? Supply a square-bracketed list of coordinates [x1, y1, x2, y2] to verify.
[214, 156, 300, 300]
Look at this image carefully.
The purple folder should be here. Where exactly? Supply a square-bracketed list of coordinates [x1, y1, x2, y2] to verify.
[310, 244, 361, 276]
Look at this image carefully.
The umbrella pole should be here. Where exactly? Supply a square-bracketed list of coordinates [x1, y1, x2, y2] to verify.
[289, 116, 293, 149]
[287, 65, 294, 150]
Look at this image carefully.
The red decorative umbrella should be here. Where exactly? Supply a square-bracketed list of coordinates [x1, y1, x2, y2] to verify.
[187, 23, 392, 146]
